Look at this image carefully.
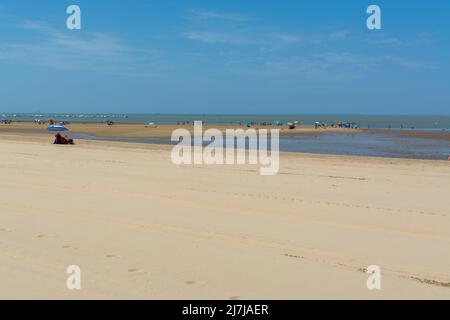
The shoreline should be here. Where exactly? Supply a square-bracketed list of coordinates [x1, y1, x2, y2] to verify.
[1, 122, 449, 162]
[1, 130, 448, 164]
[1, 121, 449, 140]
[366, 128, 450, 141]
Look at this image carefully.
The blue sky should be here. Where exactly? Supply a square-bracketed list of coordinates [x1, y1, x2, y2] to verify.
[0, 0, 449, 114]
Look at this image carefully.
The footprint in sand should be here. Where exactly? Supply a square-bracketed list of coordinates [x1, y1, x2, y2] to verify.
[62, 245, 78, 250]
[128, 268, 147, 276]
[105, 254, 121, 259]
[229, 296, 243, 300]
[185, 280, 207, 286]
[127, 268, 150, 284]
[36, 234, 47, 238]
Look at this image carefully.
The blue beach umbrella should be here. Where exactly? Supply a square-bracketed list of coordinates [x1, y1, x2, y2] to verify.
[47, 125, 69, 132]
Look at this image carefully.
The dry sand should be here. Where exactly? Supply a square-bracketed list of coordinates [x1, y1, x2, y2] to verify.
[0, 132, 449, 300]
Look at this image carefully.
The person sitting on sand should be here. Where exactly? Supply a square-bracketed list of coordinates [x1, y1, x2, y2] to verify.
[54, 133, 62, 144]
[64, 135, 74, 145]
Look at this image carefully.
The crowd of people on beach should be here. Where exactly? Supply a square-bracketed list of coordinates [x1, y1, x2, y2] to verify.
[0, 119, 13, 124]
[33, 119, 74, 126]
[173, 119, 360, 130]
[324, 121, 360, 129]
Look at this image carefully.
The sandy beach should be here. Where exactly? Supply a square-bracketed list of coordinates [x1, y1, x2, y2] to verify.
[2, 121, 449, 142]
[0, 131, 449, 300]
[2, 0, 450, 304]
[0, 122, 357, 139]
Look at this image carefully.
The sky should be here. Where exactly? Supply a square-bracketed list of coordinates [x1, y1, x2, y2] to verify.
[0, 0, 449, 115]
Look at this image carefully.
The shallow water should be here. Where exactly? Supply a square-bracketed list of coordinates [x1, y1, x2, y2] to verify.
[279, 133, 450, 160]
[72, 132, 450, 161]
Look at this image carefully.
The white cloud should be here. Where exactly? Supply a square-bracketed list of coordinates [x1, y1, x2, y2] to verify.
[0, 21, 162, 75]
[184, 30, 304, 46]
[330, 30, 350, 41]
[228, 51, 434, 80]
[272, 34, 302, 44]
[188, 9, 249, 22]
[382, 56, 435, 69]
[183, 31, 255, 45]
[368, 32, 433, 47]
[315, 52, 434, 70]
[184, 8, 306, 49]
[183, 30, 306, 48]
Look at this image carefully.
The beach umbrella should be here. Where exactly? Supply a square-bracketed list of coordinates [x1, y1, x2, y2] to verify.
[47, 125, 68, 132]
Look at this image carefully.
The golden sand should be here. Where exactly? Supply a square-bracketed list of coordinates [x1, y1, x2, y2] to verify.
[0, 121, 357, 139]
[0, 132, 449, 299]
[2, 122, 448, 142]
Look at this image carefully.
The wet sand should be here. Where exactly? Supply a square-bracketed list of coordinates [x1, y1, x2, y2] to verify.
[0, 122, 357, 139]
[367, 129, 450, 142]
[1, 122, 448, 142]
